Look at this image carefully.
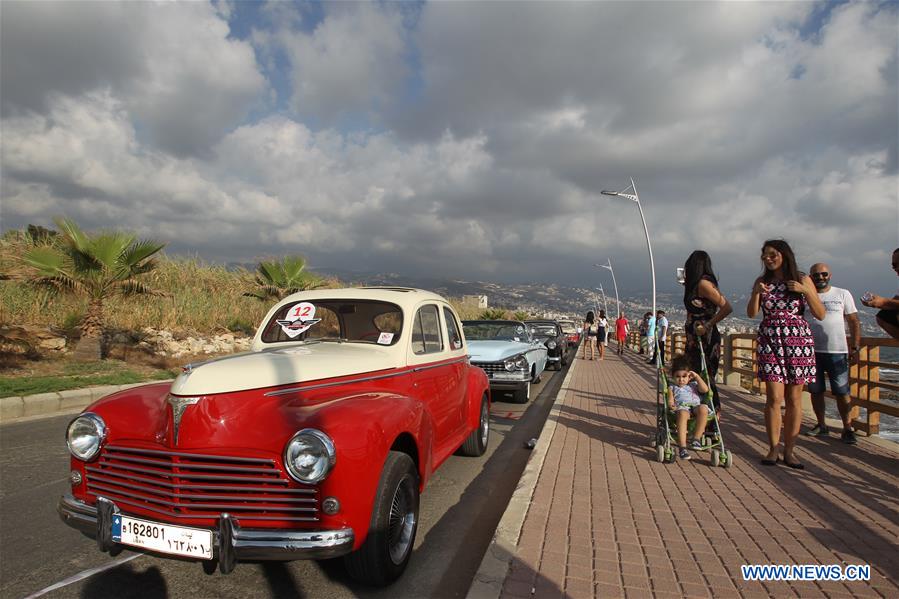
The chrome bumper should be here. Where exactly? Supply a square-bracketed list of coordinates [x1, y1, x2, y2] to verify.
[58, 494, 355, 570]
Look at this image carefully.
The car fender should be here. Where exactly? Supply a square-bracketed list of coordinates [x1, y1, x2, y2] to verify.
[297, 391, 435, 550]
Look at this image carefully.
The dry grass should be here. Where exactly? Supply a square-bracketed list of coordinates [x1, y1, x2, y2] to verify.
[2, 234, 276, 334]
[1, 233, 481, 335]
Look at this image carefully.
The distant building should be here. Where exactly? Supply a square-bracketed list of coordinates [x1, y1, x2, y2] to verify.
[462, 295, 488, 309]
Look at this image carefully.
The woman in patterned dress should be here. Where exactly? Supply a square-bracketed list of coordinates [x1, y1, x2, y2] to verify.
[747, 240, 825, 469]
[682, 251, 732, 413]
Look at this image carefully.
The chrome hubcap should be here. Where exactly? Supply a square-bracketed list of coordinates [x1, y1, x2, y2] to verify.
[387, 476, 416, 565]
[479, 401, 489, 446]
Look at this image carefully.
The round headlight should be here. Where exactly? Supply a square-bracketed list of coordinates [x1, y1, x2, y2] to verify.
[284, 429, 336, 484]
[503, 357, 517, 371]
[515, 355, 529, 370]
[547, 341, 557, 349]
[66, 413, 106, 461]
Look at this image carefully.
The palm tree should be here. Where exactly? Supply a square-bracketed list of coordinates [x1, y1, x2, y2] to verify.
[243, 256, 326, 302]
[479, 308, 508, 320]
[512, 311, 530, 322]
[22, 218, 166, 360]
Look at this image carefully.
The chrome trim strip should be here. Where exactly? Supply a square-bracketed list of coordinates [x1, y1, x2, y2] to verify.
[87, 481, 317, 503]
[264, 356, 468, 397]
[265, 370, 406, 397]
[105, 445, 277, 465]
[102, 454, 280, 474]
[412, 357, 468, 373]
[86, 463, 283, 483]
[86, 470, 304, 492]
[83, 494, 320, 521]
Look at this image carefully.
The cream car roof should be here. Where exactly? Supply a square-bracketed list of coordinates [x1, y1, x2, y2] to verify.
[251, 287, 458, 351]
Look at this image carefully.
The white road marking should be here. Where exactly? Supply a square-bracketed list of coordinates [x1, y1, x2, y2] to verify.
[23, 554, 142, 598]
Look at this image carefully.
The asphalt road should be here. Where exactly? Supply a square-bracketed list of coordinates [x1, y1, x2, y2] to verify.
[0, 352, 573, 599]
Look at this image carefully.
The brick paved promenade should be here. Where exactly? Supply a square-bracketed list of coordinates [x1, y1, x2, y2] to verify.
[480, 350, 899, 599]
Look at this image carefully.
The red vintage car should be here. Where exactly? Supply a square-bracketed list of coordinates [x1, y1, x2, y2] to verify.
[58, 288, 490, 586]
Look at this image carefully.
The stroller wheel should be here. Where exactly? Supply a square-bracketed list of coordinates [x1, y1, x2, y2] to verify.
[724, 450, 734, 469]
[710, 449, 720, 467]
[655, 445, 665, 463]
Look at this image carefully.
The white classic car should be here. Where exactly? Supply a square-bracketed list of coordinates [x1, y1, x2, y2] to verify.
[462, 320, 548, 403]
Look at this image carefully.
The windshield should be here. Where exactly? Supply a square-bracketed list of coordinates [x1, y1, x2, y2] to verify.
[531, 325, 558, 337]
[462, 321, 530, 342]
[557, 321, 576, 334]
[261, 299, 403, 345]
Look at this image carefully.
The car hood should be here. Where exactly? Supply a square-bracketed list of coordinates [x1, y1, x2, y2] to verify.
[170, 343, 398, 396]
[467, 340, 535, 362]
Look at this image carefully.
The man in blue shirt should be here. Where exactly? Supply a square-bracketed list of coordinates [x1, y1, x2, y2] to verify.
[645, 313, 656, 364]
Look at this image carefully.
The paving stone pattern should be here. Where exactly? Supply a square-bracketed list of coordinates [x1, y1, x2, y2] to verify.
[502, 351, 899, 598]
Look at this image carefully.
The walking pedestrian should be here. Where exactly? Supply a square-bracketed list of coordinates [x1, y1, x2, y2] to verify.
[656, 310, 669, 366]
[638, 313, 649, 354]
[805, 263, 861, 444]
[682, 250, 732, 412]
[581, 310, 596, 360]
[748, 240, 825, 469]
[597, 310, 608, 360]
[645, 312, 657, 364]
[615, 312, 629, 355]
[860, 248, 899, 340]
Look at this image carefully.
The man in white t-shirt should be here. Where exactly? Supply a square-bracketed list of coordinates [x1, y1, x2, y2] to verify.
[805, 263, 861, 444]
[655, 310, 669, 366]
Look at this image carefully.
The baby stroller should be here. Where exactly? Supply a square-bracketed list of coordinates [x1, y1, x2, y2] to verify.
[651, 337, 733, 467]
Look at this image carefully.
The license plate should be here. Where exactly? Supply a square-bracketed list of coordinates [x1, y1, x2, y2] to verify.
[112, 515, 213, 560]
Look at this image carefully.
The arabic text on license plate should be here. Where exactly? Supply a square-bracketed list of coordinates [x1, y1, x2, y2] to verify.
[112, 515, 213, 560]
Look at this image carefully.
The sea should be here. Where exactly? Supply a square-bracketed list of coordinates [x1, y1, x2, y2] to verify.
[841, 345, 899, 444]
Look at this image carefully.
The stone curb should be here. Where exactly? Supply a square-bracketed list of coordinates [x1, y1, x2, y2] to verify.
[466, 356, 579, 599]
[0, 380, 174, 424]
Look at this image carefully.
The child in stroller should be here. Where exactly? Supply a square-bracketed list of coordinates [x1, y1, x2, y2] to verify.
[667, 355, 711, 460]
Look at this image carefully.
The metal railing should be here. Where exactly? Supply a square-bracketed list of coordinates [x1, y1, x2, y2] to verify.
[625, 329, 898, 437]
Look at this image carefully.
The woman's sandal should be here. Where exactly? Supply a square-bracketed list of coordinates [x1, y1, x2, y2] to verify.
[760, 457, 779, 466]
[783, 460, 805, 470]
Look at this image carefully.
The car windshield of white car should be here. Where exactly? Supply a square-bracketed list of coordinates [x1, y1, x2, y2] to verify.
[261, 299, 403, 345]
[462, 322, 527, 342]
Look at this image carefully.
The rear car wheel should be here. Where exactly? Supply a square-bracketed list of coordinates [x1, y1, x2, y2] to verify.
[458, 395, 489, 456]
[344, 452, 419, 586]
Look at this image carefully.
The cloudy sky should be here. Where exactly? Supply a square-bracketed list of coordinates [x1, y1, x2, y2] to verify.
[1, 1, 897, 300]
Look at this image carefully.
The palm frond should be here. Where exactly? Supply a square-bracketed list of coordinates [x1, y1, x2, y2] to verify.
[121, 239, 166, 268]
[118, 279, 166, 297]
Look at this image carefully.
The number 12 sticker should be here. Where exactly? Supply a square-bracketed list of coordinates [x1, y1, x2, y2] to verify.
[276, 302, 321, 338]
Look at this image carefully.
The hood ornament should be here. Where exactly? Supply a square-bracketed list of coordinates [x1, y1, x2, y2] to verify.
[167, 396, 201, 445]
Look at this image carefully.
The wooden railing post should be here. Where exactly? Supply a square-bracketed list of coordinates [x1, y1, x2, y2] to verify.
[723, 334, 742, 387]
[867, 346, 881, 436]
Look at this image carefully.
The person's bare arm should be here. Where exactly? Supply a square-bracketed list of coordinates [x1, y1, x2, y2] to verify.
[787, 276, 825, 320]
[862, 294, 899, 310]
[691, 371, 709, 394]
[846, 312, 861, 364]
[698, 279, 733, 328]
[747, 277, 768, 318]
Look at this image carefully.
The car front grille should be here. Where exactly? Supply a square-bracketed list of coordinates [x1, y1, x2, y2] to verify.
[471, 361, 504, 375]
[84, 444, 318, 523]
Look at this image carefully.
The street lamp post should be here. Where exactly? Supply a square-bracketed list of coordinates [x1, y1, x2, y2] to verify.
[597, 284, 608, 316]
[602, 178, 656, 363]
[594, 259, 620, 319]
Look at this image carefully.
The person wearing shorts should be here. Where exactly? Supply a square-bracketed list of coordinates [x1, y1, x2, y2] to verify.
[667, 355, 711, 460]
[805, 263, 861, 444]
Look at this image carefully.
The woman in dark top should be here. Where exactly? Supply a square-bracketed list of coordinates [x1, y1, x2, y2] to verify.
[682, 251, 733, 412]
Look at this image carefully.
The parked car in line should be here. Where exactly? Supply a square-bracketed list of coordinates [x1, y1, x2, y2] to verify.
[557, 319, 580, 346]
[462, 320, 548, 403]
[526, 320, 568, 370]
[58, 288, 490, 586]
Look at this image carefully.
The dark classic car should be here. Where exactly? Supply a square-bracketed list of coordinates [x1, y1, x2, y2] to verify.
[58, 288, 490, 586]
[525, 320, 569, 370]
